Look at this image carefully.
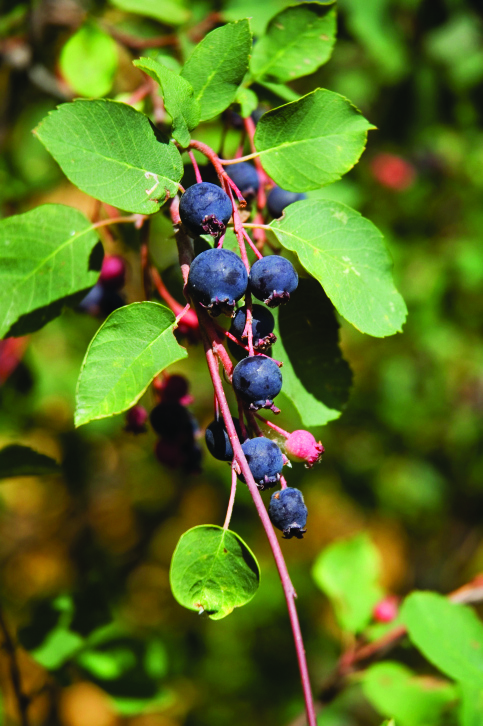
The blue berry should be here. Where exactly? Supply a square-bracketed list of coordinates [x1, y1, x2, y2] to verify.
[267, 186, 307, 218]
[78, 284, 124, 316]
[268, 487, 307, 538]
[225, 163, 259, 200]
[249, 256, 298, 307]
[150, 402, 195, 445]
[230, 305, 276, 351]
[187, 248, 248, 317]
[241, 437, 284, 489]
[232, 356, 282, 411]
[205, 417, 243, 461]
[179, 182, 232, 238]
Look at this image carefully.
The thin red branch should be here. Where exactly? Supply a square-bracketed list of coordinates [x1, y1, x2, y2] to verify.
[188, 150, 203, 183]
[223, 465, 238, 530]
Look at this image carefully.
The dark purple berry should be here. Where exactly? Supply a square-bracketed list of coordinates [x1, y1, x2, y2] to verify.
[268, 487, 307, 538]
[125, 405, 148, 433]
[187, 248, 248, 317]
[225, 163, 259, 200]
[205, 417, 243, 461]
[240, 437, 284, 489]
[150, 402, 195, 445]
[267, 186, 307, 218]
[78, 284, 124, 316]
[155, 439, 202, 473]
[249, 256, 298, 307]
[232, 356, 282, 411]
[179, 182, 233, 238]
[99, 255, 126, 290]
[157, 374, 191, 404]
[230, 305, 276, 351]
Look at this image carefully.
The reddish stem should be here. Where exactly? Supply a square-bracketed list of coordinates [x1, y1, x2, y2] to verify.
[151, 266, 199, 329]
[223, 466, 238, 530]
[188, 150, 203, 182]
[242, 227, 264, 259]
[254, 413, 291, 439]
[280, 475, 288, 490]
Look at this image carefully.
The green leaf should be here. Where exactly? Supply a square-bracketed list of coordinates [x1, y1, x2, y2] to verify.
[75, 302, 187, 427]
[0, 445, 60, 479]
[77, 648, 135, 680]
[254, 89, 374, 191]
[255, 80, 301, 102]
[170, 525, 260, 620]
[59, 23, 118, 97]
[109, 0, 190, 25]
[32, 627, 84, 670]
[458, 682, 483, 726]
[35, 100, 183, 215]
[312, 532, 383, 633]
[180, 20, 252, 122]
[271, 277, 352, 426]
[0, 204, 101, 339]
[401, 592, 483, 688]
[223, 0, 288, 36]
[133, 57, 200, 147]
[362, 662, 456, 726]
[270, 199, 407, 337]
[235, 86, 258, 118]
[250, 2, 336, 83]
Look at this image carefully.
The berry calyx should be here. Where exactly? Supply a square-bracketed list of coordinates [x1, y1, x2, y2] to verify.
[249, 256, 298, 308]
[285, 430, 324, 468]
[230, 305, 276, 351]
[232, 356, 282, 411]
[205, 417, 243, 461]
[187, 248, 248, 317]
[268, 487, 307, 539]
[267, 186, 307, 218]
[179, 182, 233, 238]
[99, 255, 126, 290]
[241, 437, 284, 489]
[225, 162, 259, 201]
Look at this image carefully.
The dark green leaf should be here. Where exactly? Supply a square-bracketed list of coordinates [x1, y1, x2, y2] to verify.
[270, 200, 407, 337]
[250, 2, 336, 83]
[0, 445, 60, 478]
[401, 592, 483, 688]
[180, 20, 252, 122]
[0, 204, 101, 339]
[170, 525, 260, 620]
[254, 89, 374, 191]
[133, 57, 200, 147]
[75, 302, 187, 427]
[312, 532, 383, 633]
[59, 23, 118, 97]
[35, 100, 183, 214]
[109, 0, 190, 25]
[272, 277, 352, 426]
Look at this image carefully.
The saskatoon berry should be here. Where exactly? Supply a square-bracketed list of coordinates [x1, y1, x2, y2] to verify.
[268, 487, 307, 538]
[179, 182, 232, 238]
[156, 374, 191, 404]
[285, 430, 324, 468]
[249, 256, 298, 307]
[155, 439, 202, 473]
[267, 186, 307, 218]
[205, 417, 243, 461]
[232, 356, 282, 411]
[78, 284, 124, 317]
[150, 402, 195, 445]
[125, 405, 148, 434]
[187, 248, 248, 317]
[225, 162, 259, 200]
[99, 255, 126, 290]
[230, 305, 276, 351]
[241, 437, 284, 488]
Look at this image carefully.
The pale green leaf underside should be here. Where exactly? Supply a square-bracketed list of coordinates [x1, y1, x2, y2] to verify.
[75, 302, 187, 427]
[109, 0, 190, 25]
[0, 204, 100, 339]
[254, 88, 374, 191]
[312, 532, 383, 633]
[180, 19, 252, 122]
[0, 445, 60, 479]
[272, 278, 352, 427]
[401, 592, 483, 688]
[59, 24, 118, 97]
[170, 525, 260, 620]
[250, 1, 336, 83]
[35, 100, 183, 214]
[134, 57, 200, 147]
[270, 199, 407, 337]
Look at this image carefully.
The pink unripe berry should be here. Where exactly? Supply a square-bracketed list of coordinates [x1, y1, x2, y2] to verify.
[373, 595, 399, 623]
[371, 153, 416, 191]
[285, 430, 324, 468]
[125, 405, 148, 433]
[99, 255, 126, 290]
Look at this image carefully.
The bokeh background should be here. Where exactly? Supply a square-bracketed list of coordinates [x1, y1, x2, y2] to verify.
[1, 0, 483, 724]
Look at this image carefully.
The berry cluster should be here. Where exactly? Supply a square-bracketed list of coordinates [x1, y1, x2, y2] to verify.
[79, 254, 127, 317]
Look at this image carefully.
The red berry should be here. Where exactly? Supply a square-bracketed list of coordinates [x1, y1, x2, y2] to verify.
[370, 153, 416, 191]
[99, 255, 126, 290]
[373, 595, 399, 623]
[285, 430, 324, 467]
[124, 405, 148, 433]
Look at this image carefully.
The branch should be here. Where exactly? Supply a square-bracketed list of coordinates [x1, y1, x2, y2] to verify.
[0, 605, 30, 726]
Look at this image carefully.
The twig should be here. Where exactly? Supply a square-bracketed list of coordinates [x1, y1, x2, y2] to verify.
[223, 465, 238, 530]
[0, 605, 30, 726]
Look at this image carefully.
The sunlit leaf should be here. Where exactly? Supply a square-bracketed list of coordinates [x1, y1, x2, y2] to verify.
[109, 0, 190, 25]
[60, 23, 118, 97]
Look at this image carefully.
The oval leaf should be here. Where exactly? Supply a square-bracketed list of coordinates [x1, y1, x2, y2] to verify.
[401, 591, 483, 688]
[109, 0, 190, 25]
[254, 89, 374, 191]
[59, 23, 118, 97]
[134, 57, 200, 147]
[272, 278, 352, 426]
[0, 204, 101, 339]
[75, 302, 187, 427]
[250, 2, 336, 83]
[180, 20, 252, 122]
[35, 100, 183, 214]
[270, 199, 407, 337]
[170, 525, 260, 620]
[0, 445, 60, 479]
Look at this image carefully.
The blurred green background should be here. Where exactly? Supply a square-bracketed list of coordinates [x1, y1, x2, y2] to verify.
[1, 0, 483, 724]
